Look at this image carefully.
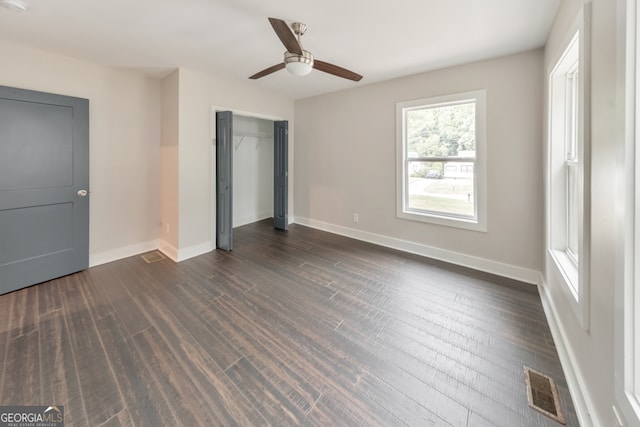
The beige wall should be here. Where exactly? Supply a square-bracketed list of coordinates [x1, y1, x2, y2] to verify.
[161, 68, 294, 260]
[0, 38, 294, 265]
[542, 0, 621, 425]
[0, 39, 162, 266]
[294, 50, 544, 282]
[160, 70, 180, 258]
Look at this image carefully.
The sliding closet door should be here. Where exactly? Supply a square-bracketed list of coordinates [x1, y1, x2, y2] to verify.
[274, 120, 288, 230]
[216, 111, 233, 250]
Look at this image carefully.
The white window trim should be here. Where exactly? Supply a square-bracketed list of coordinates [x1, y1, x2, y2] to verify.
[547, 4, 591, 330]
[616, 0, 640, 424]
[395, 90, 487, 232]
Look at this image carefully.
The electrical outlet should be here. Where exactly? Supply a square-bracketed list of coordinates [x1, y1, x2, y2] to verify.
[353, 213, 359, 223]
[165, 223, 170, 234]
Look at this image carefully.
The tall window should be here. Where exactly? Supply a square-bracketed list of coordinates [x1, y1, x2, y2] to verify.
[396, 90, 486, 231]
[617, 0, 640, 424]
[547, 24, 590, 327]
[565, 58, 580, 269]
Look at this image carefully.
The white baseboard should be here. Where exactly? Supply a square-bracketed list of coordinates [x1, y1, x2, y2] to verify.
[234, 211, 272, 228]
[91, 239, 214, 266]
[538, 274, 595, 427]
[176, 241, 214, 262]
[294, 217, 540, 285]
[89, 239, 159, 267]
[158, 239, 179, 262]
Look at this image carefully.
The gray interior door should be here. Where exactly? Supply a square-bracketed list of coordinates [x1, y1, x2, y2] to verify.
[216, 111, 233, 250]
[273, 120, 288, 231]
[0, 85, 90, 294]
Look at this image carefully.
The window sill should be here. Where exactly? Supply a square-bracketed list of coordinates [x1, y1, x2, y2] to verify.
[397, 208, 487, 232]
[548, 248, 588, 328]
[550, 249, 579, 297]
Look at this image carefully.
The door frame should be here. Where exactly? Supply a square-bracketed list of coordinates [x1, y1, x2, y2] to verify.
[210, 106, 289, 247]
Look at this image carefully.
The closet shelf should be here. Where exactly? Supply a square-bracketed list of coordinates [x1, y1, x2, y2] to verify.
[233, 130, 271, 139]
[233, 131, 271, 151]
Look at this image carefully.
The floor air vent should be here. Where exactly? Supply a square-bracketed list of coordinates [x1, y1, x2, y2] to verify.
[141, 251, 166, 264]
[524, 366, 566, 424]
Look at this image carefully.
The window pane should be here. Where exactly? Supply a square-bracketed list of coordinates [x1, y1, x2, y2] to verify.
[567, 163, 579, 264]
[407, 160, 474, 216]
[406, 103, 476, 158]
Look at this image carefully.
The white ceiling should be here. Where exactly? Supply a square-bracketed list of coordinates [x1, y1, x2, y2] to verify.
[0, 0, 561, 100]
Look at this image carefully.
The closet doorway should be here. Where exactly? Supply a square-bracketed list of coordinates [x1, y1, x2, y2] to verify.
[215, 110, 288, 250]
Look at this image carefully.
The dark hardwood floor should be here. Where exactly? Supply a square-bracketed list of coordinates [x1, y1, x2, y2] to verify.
[0, 220, 578, 426]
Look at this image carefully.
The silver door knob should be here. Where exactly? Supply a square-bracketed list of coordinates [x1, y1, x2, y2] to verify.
[77, 190, 88, 197]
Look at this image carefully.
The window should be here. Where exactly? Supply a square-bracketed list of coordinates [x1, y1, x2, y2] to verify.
[565, 61, 580, 265]
[547, 14, 590, 327]
[616, 0, 640, 424]
[396, 90, 487, 231]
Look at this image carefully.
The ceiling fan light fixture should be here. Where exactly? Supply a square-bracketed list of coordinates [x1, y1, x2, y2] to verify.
[284, 50, 314, 76]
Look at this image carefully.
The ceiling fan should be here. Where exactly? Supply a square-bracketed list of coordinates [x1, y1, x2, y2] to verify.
[249, 17, 363, 82]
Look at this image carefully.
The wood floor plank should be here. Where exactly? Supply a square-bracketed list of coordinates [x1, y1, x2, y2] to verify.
[215, 289, 363, 388]
[337, 318, 527, 426]
[174, 337, 269, 426]
[0, 291, 13, 333]
[1, 329, 40, 405]
[61, 285, 124, 425]
[224, 357, 309, 425]
[331, 321, 470, 426]
[1, 288, 40, 405]
[131, 326, 222, 426]
[0, 331, 6, 404]
[330, 289, 532, 394]
[11, 286, 38, 336]
[181, 292, 327, 415]
[37, 278, 63, 317]
[38, 311, 86, 426]
[99, 409, 133, 427]
[80, 264, 152, 336]
[0, 219, 579, 426]
[91, 313, 173, 427]
[307, 387, 408, 427]
[358, 371, 465, 426]
[149, 282, 245, 371]
[134, 292, 267, 426]
[331, 287, 565, 426]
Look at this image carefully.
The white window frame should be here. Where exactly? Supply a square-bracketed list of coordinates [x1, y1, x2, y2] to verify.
[616, 0, 640, 424]
[546, 5, 591, 329]
[396, 90, 487, 232]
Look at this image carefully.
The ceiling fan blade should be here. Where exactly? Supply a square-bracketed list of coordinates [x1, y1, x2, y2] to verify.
[249, 63, 285, 79]
[268, 17, 302, 55]
[313, 60, 363, 82]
